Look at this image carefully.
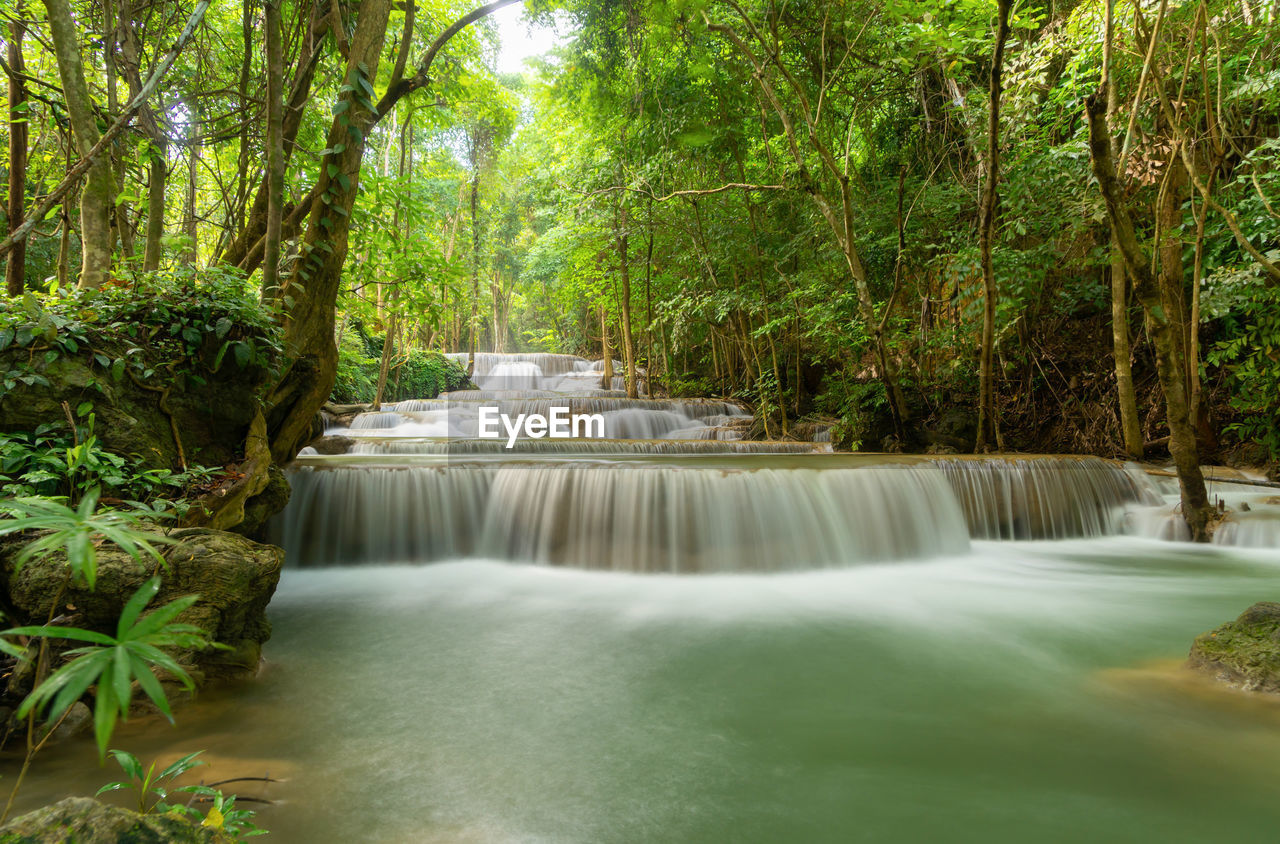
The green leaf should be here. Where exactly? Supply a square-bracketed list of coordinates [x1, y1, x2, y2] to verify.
[158, 751, 205, 781]
[117, 576, 162, 638]
[109, 749, 145, 784]
[125, 593, 201, 641]
[94, 679, 120, 759]
[130, 653, 173, 721]
[214, 317, 233, 339]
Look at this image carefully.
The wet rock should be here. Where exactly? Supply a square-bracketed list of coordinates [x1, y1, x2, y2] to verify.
[0, 796, 234, 843]
[303, 435, 355, 455]
[44, 701, 91, 743]
[0, 528, 282, 685]
[1187, 602, 1280, 694]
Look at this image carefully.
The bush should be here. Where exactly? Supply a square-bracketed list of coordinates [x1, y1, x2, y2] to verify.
[1205, 270, 1280, 459]
[332, 322, 469, 404]
[0, 264, 282, 402]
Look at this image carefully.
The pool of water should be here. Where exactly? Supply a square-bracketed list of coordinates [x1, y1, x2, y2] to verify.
[10, 538, 1280, 842]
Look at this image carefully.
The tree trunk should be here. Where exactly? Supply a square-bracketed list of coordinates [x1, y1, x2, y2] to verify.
[974, 0, 1012, 452]
[1103, 0, 1143, 458]
[5, 10, 28, 296]
[1110, 251, 1143, 457]
[233, 0, 254, 235]
[374, 294, 398, 409]
[262, 0, 285, 298]
[42, 0, 114, 289]
[267, 0, 394, 465]
[466, 166, 479, 376]
[142, 139, 167, 271]
[601, 306, 614, 389]
[616, 205, 638, 398]
[103, 0, 134, 264]
[1086, 93, 1213, 540]
[183, 115, 200, 265]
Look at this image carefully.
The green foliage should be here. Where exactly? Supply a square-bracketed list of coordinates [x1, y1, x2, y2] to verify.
[0, 420, 217, 506]
[0, 490, 170, 590]
[0, 265, 281, 403]
[171, 788, 266, 839]
[332, 324, 469, 404]
[1204, 270, 1280, 458]
[2, 576, 211, 759]
[97, 750, 267, 838]
[97, 750, 207, 813]
[815, 375, 889, 452]
[332, 328, 381, 405]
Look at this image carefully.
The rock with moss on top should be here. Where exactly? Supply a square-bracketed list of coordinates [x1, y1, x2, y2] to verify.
[0, 527, 282, 687]
[0, 797, 235, 843]
[1188, 602, 1280, 694]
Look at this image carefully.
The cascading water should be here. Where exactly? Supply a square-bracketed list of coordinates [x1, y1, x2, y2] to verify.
[21, 352, 1280, 843]
[273, 453, 1172, 569]
[275, 460, 973, 570]
[938, 456, 1161, 540]
[291, 353, 1278, 569]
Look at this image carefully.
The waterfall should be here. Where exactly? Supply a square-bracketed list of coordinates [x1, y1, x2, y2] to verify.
[1121, 474, 1280, 547]
[275, 462, 971, 571]
[291, 351, 1275, 572]
[443, 352, 648, 394]
[343, 439, 821, 455]
[334, 397, 748, 441]
[1214, 513, 1280, 548]
[273, 455, 1161, 570]
[938, 456, 1157, 540]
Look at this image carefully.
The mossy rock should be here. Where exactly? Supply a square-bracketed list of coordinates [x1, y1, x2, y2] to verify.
[0, 797, 234, 843]
[0, 347, 267, 472]
[1187, 602, 1280, 694]
[0, 528, 283, 684]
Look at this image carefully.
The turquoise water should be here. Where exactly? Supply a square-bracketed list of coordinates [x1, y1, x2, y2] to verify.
[20, 538, 1280, 842]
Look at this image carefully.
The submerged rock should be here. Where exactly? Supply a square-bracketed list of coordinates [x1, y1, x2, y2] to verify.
[0, 797, 233, 843]
[1187, 602, 1280, 694]
[0, 528, 282, 685]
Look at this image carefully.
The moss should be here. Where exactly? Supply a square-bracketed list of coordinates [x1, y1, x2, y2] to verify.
[0, 797, 234, 843]
[1188, 602, 1280, 694]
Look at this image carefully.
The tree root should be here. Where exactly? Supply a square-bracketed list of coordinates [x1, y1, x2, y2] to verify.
[124, 368, 187, 471]
[183, 409, 273, 531]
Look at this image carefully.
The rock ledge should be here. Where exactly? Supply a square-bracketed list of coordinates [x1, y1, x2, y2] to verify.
[1188, 601, 1280, 694]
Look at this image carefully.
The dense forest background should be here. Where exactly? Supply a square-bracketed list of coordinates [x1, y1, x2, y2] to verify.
[0, 0, 1277, 492]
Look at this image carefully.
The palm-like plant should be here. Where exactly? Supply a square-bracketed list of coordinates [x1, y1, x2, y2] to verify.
[1, 576, 212, 757]
[0, 489, 170, 590]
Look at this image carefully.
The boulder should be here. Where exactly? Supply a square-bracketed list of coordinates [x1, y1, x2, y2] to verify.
[0, 350, 265, 472]
[1187, 602, 1280, 694]
[0, 796, 234, 843]
[0, 528, 282, 685]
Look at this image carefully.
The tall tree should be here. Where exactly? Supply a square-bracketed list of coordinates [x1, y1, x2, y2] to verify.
[974, 0, 1012, 452]
[42, 0, 114, 288]
[1086, 95, 1213, 539]
[262, 0, 285, 298]
[5, 6, 28, 296]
